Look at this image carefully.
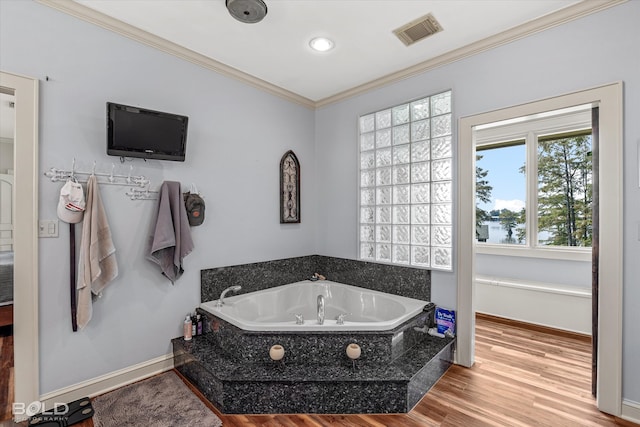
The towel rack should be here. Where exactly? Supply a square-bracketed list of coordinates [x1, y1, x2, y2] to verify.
[44, 159, 158, 200]
[126, 185, 159, 200]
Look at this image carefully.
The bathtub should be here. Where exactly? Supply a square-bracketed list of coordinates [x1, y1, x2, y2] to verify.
[200, 280, 430, 332]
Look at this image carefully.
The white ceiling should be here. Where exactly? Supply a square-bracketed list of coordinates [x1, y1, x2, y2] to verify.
[64, 0, 590, 104]
[2, 0, 617, 138]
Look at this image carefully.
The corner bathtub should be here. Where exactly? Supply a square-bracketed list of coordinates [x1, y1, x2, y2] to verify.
[200, 280, 430, 332]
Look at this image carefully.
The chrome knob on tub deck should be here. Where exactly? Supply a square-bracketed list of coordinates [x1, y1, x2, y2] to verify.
[216, 285, 242, 308]
[336, 313, 351, 325]
[317, 294, 325, 325]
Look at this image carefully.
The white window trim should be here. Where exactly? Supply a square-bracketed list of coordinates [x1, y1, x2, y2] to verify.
[477, 243, 591, 261]
[474, 107, 593, 260]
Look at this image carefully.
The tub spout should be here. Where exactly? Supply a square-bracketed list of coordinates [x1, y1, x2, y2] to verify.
[216, 285, 242, 308]
[317, 294, 325, 325]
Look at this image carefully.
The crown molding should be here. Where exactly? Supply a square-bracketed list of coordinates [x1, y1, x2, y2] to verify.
[36, 0, 316, 109]
[38, 0, 625, 110]
[315, 0, 627, 108]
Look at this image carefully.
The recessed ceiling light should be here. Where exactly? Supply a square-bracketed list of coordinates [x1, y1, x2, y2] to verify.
[309, 37, 334, 52]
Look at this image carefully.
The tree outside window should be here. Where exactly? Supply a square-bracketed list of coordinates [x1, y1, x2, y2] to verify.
[537, 133, 592, 247]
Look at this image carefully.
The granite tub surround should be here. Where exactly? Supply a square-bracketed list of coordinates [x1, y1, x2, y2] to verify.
[186, 255, 445, 414]
[314, 256, 430, 301]
[197, 305, 435, 365]
[201, 255, 430, 303]
[201, 256, 317, 303]
[172, 331, 454, 414]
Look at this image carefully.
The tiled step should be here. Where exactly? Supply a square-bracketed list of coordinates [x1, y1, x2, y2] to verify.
[173, 332, 454, 414]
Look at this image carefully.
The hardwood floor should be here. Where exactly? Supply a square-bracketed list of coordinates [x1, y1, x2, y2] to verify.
[2, 315, 637, 426]
[0, 305, 12, 328]
[0, 326, 14, 424]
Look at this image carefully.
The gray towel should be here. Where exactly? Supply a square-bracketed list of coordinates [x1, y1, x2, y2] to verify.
[147, 181, 194, 283]
[77, 175, 118, 329]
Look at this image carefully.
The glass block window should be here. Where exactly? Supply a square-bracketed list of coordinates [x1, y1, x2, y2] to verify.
[359, 91, 453, 270]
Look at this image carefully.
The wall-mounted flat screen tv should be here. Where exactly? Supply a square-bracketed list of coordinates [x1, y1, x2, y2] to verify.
[107, 102, 188, 161]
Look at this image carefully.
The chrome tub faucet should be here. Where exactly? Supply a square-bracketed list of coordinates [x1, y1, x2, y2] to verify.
[216, 285, 242, 308]
[317, 294, 325, 325]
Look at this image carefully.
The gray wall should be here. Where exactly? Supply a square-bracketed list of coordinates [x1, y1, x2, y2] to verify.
[1, 1, 316, 394]
[314, 1, 640, 403]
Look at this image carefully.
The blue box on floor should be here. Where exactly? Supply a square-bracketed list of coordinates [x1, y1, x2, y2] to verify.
[435, 307, 455, 336]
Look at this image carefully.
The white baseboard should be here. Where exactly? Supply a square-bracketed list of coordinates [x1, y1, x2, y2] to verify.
[622, 399, 640, 424]
[39, 353, 174, 410]
[475, 276, 592, 335]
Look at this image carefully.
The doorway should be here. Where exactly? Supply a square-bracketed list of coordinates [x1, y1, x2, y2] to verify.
[472, 103, 594, 334]
[456, 83, 623, 415]
[0, 71, 39, 421]
[0, 90, 16, 421]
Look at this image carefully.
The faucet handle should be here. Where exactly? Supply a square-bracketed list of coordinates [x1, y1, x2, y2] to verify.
[336, 313, 351, 325]
[291, 313, 305, 325]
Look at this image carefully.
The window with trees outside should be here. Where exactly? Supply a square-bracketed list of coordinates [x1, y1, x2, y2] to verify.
[474, 104, 593, 258]
[358, 91, 453, 270]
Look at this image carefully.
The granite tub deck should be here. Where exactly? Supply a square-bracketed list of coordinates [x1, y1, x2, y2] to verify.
[173, 309, 455, 414]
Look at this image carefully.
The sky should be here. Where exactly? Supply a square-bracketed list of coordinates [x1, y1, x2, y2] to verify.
[476, 144, 526, 213]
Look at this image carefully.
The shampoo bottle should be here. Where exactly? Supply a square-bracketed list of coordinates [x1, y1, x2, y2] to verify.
[184, 315, 192, 341]
[191, 312, 197, 336]
[196, 314, 203, 336]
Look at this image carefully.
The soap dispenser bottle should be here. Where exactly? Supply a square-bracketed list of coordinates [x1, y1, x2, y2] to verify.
[183, 315, 193, 341]
[196, 314, 203, 336]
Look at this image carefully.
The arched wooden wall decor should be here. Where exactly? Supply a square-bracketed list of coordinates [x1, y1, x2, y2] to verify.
[280, 150, 300, 223]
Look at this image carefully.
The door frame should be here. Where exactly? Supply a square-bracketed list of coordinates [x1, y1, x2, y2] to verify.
[456, 82, 623, 415]
[0, 71, 39, 420]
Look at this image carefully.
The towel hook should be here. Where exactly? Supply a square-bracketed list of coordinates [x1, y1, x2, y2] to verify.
[91, 161, 97, 176]
[70, 158, 76, 180]
[108, 163, 116, 183]
[126, 165, 133, 184]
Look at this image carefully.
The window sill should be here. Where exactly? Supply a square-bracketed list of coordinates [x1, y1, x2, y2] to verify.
[358, 258, 452, 271]
[476, 243, 591, 262]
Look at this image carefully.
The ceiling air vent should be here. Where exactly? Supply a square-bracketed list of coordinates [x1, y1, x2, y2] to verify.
[393, 13, 443, 46]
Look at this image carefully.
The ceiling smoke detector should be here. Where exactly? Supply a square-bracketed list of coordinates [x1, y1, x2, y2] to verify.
[393, 13, 443, 46]
[226, 0, 268, 24]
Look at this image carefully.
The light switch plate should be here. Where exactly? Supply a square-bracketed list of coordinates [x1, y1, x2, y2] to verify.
[38, 219, 59, 238]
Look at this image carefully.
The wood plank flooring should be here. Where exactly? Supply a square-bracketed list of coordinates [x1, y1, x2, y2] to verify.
[0, 305, 12, 328]
[2, 314, 637, 426]
[0, 326, 14, 424]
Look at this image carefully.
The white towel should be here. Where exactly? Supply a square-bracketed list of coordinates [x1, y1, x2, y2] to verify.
[77, 175, 118, 329]
[147, 181, 194, 283]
